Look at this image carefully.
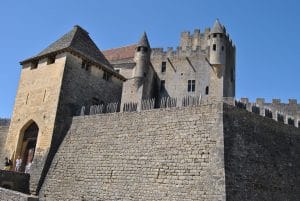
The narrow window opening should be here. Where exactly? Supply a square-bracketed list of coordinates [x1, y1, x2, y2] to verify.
[222, 46, 224, 51]
[47, 56, 56, 65]
[298, 121, 300, 127]
[219, 34, 223, 38]
[30, 61, 38, 70]
[26, 93, 29, 105]
[213, 34, 217, 38]
[161, 62, 166, 73]
[205, 86, 209, 95]
[160, 80, 165, 91]
[213, 44, 216, 51]
[43, 90, 46, 102]
[137, 47, 141, 52]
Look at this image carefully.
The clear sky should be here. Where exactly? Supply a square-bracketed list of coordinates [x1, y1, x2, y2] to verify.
[0, 0, 299, 117]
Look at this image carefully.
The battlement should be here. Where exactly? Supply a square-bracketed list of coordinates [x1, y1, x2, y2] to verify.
[238, 98, 300, 127]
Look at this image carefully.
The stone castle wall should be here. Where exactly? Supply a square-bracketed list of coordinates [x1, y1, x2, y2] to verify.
[0, 121, 9, 164]
[39, 103, 226, 201]
[224, 104, 300, 201]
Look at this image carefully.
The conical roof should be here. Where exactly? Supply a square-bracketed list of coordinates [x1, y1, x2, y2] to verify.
[21, 25, 112, 69]
[210, 19, 225, 34]
[137, 32, 150, 48]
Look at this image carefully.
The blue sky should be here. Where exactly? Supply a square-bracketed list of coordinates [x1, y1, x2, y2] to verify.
[0, 0, 299, 117]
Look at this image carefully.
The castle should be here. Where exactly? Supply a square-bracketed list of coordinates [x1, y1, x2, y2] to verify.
[0, 20, 299, 201]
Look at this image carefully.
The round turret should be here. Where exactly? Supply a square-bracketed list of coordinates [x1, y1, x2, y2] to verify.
[209, 19, 226, 67]
[133, 32, 151, 78]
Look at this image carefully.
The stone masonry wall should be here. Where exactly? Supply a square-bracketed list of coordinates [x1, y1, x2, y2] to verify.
[0, 124, 9, 162]
[223, 104, 300, 201]
[40, 103, 226, 200]
[0, 187, 38, 201]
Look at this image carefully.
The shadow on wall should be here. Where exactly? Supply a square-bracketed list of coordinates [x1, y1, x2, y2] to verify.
[223, 104, 300, 201]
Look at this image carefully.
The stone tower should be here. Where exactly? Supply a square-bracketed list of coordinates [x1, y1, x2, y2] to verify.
[208, 19, 235, 99]
[4, 25, 123, 194]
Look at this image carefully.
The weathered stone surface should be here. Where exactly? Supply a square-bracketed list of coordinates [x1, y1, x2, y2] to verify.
[39, 103, 226, 201]
[224, 104, 300, 201]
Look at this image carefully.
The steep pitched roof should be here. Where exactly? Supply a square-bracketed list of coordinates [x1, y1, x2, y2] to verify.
[102, 44, 137, 62]
[210, 19, 225, 34]
[137, 32, 150, 48]
[21, 25, 112, 69]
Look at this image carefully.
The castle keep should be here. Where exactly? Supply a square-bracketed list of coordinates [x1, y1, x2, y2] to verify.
[0, 20, 299, 201]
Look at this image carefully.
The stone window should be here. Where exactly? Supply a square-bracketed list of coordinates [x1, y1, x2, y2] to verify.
[220, 34, 223, 38]
[161, 62, 166, 73]
[188, 80, 195, 92]
[81, 60, 90, 71]
[213, 34, 217, 38]
[222, 46, 224, 51]
[205, 86, 209, 95]
[213, 44, 216, 51]
[47, 55, 56, 65]
[30, 61, 38, 69]
[160, 80, 165, 91]
[103, 71, 111, 81]
[298, 121, 300, 127]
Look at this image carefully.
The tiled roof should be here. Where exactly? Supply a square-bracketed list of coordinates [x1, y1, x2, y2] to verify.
[21, 25, 112, 69]
[102, 44, 137, 61]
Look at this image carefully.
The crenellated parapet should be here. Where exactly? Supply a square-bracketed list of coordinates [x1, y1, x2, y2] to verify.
[237, 98, 300, 127]
[0, 118, 10, 126]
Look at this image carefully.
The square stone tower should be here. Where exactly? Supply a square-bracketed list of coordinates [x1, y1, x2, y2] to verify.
[4, 25, 124, 194]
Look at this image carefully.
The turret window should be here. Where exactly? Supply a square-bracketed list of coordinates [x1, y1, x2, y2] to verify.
[188, 80, 195, 92]
[137, 46, 148, 53]
[222, 46, 224, 51]
[213, 34, 217, 38]
[213, 44, 216, 51]
[161, 62, 166, 73]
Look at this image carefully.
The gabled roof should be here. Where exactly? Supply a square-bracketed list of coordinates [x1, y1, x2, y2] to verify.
[21, 25, 112, 69]
[210, 19, 225, 34]
[137, 32, 150, 48]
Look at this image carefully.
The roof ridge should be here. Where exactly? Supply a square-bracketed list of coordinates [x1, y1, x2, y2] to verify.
[103, 44, 137, 51]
